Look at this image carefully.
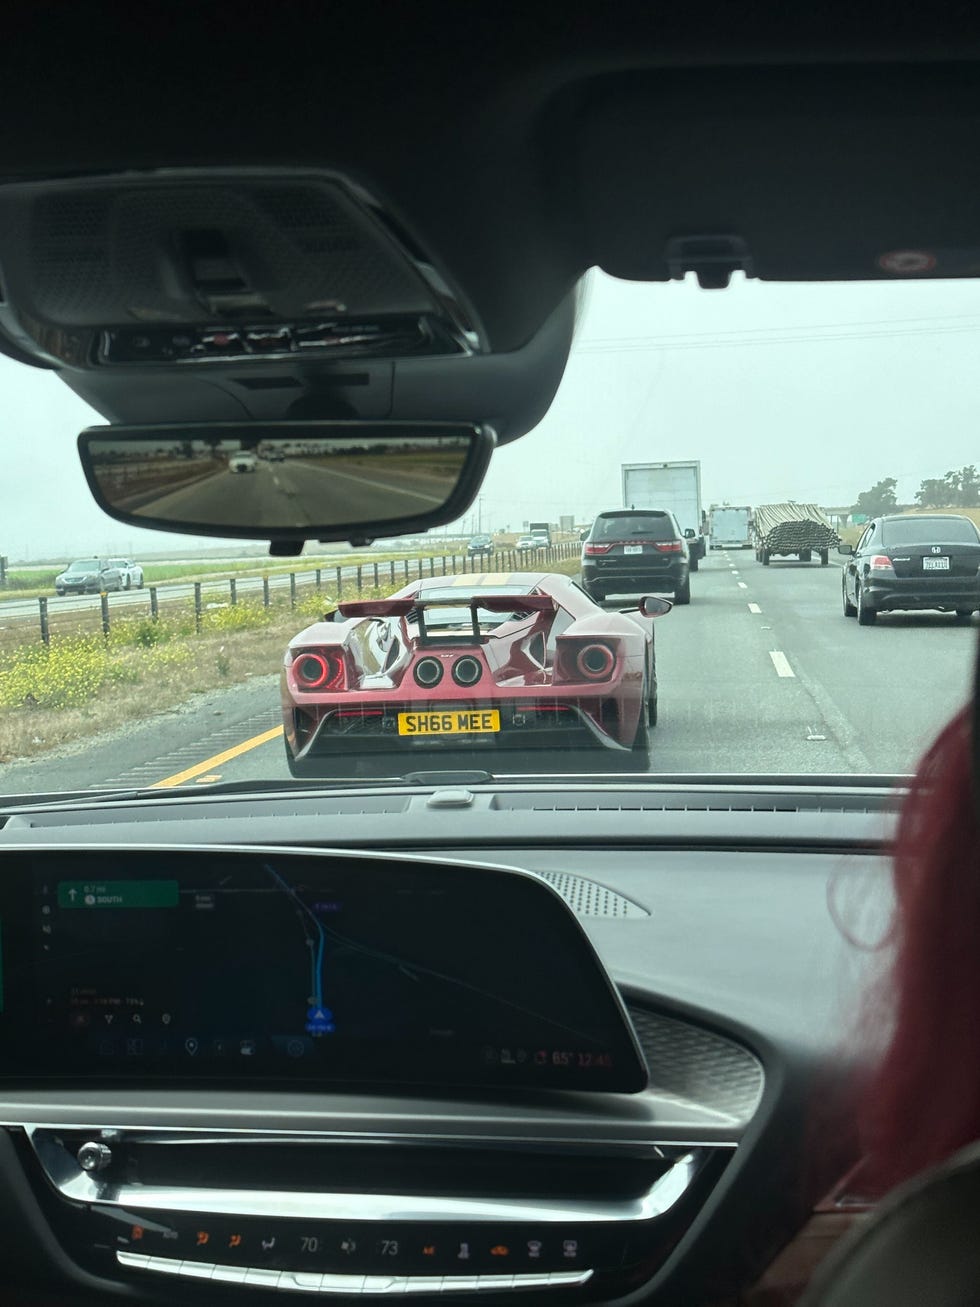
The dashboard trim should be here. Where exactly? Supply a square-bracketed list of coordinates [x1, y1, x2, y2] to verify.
[116, 1251, 595, 1294]
[36, 1136, 704, 1223]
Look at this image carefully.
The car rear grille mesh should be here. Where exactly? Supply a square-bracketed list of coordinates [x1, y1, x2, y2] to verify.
[533, 870, 648, 918]
[625, 1005, 764, 1122]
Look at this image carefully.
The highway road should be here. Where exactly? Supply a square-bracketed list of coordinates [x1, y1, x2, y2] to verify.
[131, 457, 451, 530]
[0, 551, 975, 796]
[0, 561, 418, 622]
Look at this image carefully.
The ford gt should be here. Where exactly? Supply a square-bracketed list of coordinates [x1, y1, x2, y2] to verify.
[281, 571, 670, 777]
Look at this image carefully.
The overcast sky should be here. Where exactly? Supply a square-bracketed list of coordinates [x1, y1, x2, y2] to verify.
[3, 272, 980, 558]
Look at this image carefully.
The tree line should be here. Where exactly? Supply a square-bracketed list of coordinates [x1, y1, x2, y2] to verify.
[852, 466, 980, 517]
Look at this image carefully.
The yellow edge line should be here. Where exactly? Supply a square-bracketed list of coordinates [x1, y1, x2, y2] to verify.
[150, 725, 284, 789]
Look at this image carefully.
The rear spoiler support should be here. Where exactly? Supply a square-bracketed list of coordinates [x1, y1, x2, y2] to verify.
[337, 593, 556, 647]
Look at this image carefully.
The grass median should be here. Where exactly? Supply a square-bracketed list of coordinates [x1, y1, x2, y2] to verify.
[0, 545, 469, 602]
[0, 556, 582, 766]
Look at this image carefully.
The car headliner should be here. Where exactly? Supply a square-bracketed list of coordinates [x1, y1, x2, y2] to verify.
[4, 5, 980, 441]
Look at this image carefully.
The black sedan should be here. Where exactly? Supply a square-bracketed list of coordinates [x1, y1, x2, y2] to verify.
[839, 513, 980, 624]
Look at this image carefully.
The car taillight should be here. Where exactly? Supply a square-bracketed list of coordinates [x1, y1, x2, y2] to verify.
[293, 649, 346, 691]
[583, 542, 613, 555]
[654, 541, 683, 553]
[869, 554, 895, 572]
[557, 640, 618, 682]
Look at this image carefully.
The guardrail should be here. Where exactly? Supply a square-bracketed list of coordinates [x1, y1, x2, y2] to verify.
[9, 542, 580, 649]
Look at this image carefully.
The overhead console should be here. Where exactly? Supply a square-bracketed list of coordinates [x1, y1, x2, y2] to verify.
[0, 170, 579, 443]
[0, 847, 748, 1300]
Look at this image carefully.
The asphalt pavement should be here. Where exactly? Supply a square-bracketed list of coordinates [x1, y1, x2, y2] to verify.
[0, 551, 974, 795]
[135, 459, 448, 530]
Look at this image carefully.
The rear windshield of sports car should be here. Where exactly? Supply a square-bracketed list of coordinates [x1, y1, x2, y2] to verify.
[593, 513, 675, 541]
[881, 518, 980, 545]
[415, 585, 534, 629]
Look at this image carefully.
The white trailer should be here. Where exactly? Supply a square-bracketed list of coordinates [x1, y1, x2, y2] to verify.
[709, 505, 753, 549]
[621, 461, 705, 569]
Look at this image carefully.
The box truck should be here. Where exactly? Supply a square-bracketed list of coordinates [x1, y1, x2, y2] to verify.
[621, 462, 705, 568]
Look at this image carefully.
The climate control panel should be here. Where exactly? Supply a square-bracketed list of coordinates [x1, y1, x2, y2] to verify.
[18, 1126, 732, 1298]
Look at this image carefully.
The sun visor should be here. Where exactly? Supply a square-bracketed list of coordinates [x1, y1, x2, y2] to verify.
[575, 66, 980, 286]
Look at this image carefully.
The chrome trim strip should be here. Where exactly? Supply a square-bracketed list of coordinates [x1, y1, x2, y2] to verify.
[83, 1152, 700, 1223]
[28, 1128, 703, 1223]
[117, 1252, 593, 1294]
[14, 1119, 740, 1149]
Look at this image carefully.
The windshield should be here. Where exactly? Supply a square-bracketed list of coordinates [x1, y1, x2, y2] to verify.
[414, 584, 532, 630]
[592, 513, 675, 541]
[1, 274, 978, 794]
[881, 517, 980, 545]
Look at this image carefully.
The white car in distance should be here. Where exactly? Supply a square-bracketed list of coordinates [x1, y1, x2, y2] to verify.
[109, 558, 144, 590]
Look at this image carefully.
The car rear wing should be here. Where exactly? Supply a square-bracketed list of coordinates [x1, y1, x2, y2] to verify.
[337, 593, 557, 645]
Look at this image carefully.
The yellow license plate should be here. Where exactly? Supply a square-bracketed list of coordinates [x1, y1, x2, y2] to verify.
[398, 709, 501, 737]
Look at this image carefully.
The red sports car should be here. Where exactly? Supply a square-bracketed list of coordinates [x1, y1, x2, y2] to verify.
[281, 570, 671, 777]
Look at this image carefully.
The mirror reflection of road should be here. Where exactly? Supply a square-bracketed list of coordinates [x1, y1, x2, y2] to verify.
[141, 458, 449, 528]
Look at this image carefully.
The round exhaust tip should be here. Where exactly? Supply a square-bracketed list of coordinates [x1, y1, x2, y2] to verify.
[452, 655, 483, 686]
[576, 643, 615, 680]
[413, 657, 444, 688]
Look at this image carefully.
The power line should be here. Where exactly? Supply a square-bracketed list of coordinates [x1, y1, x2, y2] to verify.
[573, 315, 980, 355]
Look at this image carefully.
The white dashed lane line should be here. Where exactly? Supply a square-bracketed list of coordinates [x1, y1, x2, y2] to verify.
[748, 602, 762, 613]
[737, 581, 748, 589]
[768, 650, 796, 678]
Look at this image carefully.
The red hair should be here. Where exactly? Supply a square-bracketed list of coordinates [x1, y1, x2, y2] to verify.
[860, 704, 980, 1193]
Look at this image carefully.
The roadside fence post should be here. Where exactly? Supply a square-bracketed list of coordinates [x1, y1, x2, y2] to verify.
[452, 554, 457, 574]
[373, 562, 379, 587]
[194, 582, 202, 633]
[100, 593, 110, 640]
[403, 559, 409, 582]
[428, 557, 435, 577]
[315, 568, 322, 592]
[290, 573, 297, 608]
[38, 597, 49, 646]
[150, 586, 159, 621]
[263, 576, 270, 608]
[229, 578, 237, 606]
[356, 565, 363, 594]
[389, 560, 396, 585]
[335, 567, 343, 599]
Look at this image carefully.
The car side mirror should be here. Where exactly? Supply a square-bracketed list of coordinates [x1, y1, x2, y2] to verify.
[638, 596, 673, 618]
[837, 543, 855, 556]
[683, 528, 696, 539]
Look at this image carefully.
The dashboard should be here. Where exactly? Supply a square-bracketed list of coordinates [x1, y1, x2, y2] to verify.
[0, 781, 895, 1306]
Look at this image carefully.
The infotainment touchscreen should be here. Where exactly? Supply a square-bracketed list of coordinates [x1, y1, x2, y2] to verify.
[0, 850, 647, 1093]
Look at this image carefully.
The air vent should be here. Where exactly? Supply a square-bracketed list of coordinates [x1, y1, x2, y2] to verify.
[494, 788, 901, 815]
[534, 870, 648, 918]
[626, 1005, 764, 1122]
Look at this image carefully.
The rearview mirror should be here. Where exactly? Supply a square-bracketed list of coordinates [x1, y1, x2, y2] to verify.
[638, 596, 673, 618]
[78, 421, 494, 548]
